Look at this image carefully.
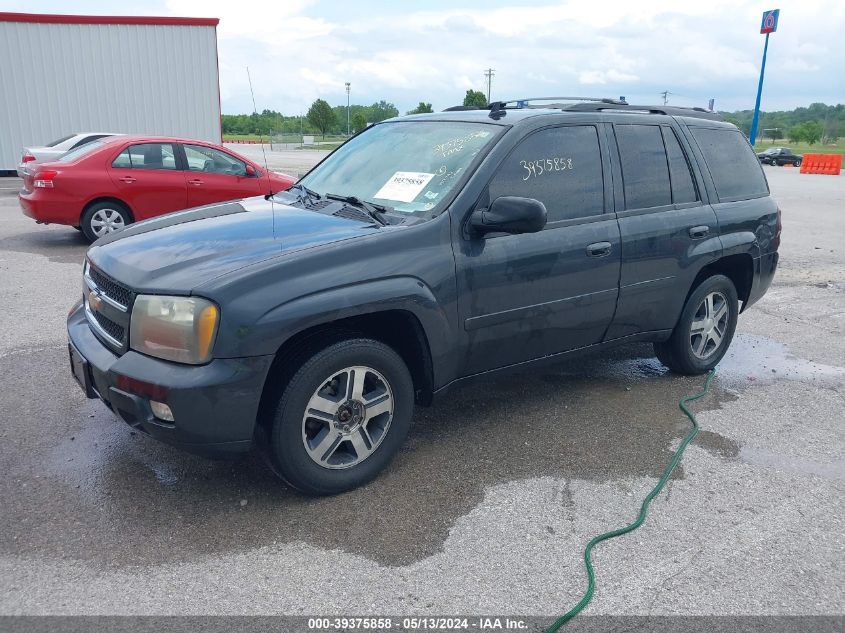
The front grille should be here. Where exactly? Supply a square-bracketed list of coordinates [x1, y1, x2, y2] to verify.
[87, 265, 134, 309]
[91, 310, 125, 343]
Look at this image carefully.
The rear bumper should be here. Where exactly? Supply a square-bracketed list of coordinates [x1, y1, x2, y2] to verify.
[19, 191, 79, 225]
[67, 303, 275, 458]
[745, 251, 779, 310]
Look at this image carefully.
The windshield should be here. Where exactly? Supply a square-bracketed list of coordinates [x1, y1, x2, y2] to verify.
[58, 140, 105, 162]
[297, 121, 500, 216]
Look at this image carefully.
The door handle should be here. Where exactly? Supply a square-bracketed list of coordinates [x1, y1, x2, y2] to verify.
[188, 179, 204, 186]
[689, 225, 710, 239]
[586, 241, 612, 257]
[119, 176, 136, 183]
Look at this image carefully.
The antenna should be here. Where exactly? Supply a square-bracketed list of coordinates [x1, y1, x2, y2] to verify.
[246, 66, 273, 195]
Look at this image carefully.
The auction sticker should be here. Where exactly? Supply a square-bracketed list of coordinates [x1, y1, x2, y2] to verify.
[374, 171, 434, 203]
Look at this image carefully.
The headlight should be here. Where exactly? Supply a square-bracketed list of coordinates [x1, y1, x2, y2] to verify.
[129, 295, 219, 364]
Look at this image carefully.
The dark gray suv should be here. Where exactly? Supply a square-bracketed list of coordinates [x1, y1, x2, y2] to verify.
[67, 98, 780, 495]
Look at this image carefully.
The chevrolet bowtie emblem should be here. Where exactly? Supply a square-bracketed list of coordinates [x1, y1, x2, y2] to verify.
[88, 289, 103, 311]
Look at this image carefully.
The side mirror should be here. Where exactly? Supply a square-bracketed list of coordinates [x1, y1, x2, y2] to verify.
[245, 164, 257, 177]
[470, 196, 547, 236]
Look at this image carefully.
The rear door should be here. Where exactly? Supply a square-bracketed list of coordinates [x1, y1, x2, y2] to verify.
[454, 123, 621, 375]
[108, 143, 188, 220]
[605, 121, 721, 339]
[181, 144, 262, 207]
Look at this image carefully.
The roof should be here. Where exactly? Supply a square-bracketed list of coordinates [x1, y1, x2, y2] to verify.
[0, 11, 219, 27]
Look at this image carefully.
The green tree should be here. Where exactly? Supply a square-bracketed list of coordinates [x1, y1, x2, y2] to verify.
[463, 89, 487, 108]
[307, 99, 337, 139]
[352, 112, 368, 133]
[803, 121, 823, 144]
[407, 102, 433, 115]
[787, 124, 805, 144]
[366, 100, 399, 123]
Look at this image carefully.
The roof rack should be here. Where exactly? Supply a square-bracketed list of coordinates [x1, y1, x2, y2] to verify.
[560, 102, 723, 121]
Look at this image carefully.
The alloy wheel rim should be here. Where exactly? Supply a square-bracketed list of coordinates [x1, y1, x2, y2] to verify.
[301, 365, 394, 469]
[689, 291, 729, 360]
[90, 209, 125, 236]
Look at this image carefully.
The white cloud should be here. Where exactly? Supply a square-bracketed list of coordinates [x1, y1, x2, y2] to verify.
[163, 0, 845, 114]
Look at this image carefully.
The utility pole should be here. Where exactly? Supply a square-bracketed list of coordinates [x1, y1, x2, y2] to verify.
[484, 68, 495, 104]
[345, 82, 351, 136]
[660, 90, 669, 105]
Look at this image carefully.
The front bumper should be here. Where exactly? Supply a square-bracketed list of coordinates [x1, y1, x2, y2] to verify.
[67, 303, 275, 458]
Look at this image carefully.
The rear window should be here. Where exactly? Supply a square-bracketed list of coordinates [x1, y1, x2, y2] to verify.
[46, 134, 75, 147]
[691, 127, 769, 201]
[57, 140, 105, 163]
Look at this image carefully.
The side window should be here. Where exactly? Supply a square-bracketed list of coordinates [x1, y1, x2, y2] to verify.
[183, 144, 248, 176]
[112, 149, 131, 168]
[112, 143, 177, 170]
[690, 127, 768, 201]
[488, 125, 604, 222]
[615, 124, 671, 209]
[662, 127, 698, 204]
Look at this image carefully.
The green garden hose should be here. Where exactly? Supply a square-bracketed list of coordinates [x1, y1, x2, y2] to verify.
[548, 369, 716, 632]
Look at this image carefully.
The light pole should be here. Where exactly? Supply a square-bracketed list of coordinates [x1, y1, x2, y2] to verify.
[345, 82, 351, 136]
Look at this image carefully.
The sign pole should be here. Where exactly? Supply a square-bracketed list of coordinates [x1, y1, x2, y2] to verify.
[750, 9, 779, 146]
[749, 32, 770, 146]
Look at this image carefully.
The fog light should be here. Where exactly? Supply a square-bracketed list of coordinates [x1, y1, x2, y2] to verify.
[150, 400, 174, 422]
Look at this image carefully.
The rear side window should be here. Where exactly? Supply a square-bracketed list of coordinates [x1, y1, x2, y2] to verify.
[662, 128, 698, 204]
[112, 143, 178, 170]
[615, 124, 671, 209]
[690, 127, 768, 201]
[488, 125, 604, 222]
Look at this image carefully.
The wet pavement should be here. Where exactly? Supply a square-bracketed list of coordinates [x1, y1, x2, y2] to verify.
[0, 167, 842, 617]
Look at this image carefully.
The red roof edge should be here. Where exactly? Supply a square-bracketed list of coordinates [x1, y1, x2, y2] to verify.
[0, 12, 219, 27]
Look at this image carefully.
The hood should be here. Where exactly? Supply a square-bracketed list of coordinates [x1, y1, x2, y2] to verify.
[87, 196, 380, 293]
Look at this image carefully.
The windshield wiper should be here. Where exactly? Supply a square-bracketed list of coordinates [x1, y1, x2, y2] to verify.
[281, 182, 322, 203]
[325, 193, 391, 226]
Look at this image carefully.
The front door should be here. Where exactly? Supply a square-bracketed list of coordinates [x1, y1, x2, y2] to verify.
[454, 124, 621, 375]
[181, 144, 262, 208]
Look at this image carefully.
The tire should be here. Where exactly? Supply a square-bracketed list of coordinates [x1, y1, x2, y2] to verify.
[654, 274, 738, 375]
[80, 201, 131, 242]
[795, 159, 802, 168]
[266, 338, 414, 495]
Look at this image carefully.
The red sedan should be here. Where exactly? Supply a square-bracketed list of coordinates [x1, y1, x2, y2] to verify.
[19, 135, 295, 241]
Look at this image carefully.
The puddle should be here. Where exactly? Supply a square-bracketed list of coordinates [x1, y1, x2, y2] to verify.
[715, 333, 845, 389]
[739, 446, 845, 481]
[0, 227, 89, 265]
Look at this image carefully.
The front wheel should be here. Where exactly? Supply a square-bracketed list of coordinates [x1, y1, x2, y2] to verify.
[794, 159, 802, 167]
[654, 274, 738, 375]
[267, 338, 414, 495]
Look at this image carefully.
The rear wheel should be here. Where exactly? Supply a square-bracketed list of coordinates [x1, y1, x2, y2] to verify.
[794, 159, 802, 167]
[81, 201, 131, 242]
[654, 274, 738, 375]
[266, 338, 414, 495]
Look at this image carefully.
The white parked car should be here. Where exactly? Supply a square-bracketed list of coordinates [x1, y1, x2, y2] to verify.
[17, 132, 122, 176]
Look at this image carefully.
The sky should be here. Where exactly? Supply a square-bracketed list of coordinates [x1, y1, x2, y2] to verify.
[2, 0, 843, 115]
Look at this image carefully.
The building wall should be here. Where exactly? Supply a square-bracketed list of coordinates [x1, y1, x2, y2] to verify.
[0, 18, 221, 171]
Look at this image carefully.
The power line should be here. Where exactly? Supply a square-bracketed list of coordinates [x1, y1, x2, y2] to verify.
[484, 68, 495, 104]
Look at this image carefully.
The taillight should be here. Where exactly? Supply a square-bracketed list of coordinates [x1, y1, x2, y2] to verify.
[33, 170, 57, 188]
[21, 154, 36, 163]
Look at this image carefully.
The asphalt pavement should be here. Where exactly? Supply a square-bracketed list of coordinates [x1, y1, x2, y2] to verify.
[0, 165, 842, 622]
